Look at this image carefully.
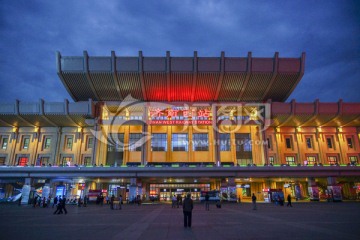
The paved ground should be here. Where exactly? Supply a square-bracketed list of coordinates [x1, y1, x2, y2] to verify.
[0, 201, 359, 240]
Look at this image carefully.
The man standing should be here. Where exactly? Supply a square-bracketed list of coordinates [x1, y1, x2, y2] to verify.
[252, 193, 257, 210]
[183, 193, 193, 228]
[287, 194, 292, 207]
[205, 192, 210, 211]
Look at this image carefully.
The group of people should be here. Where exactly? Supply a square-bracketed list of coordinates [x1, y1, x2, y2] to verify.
[53, 195, 67, 214]
[171, 194, 183, 208]
[32, 195, 51, 208]
[110, 194, 123, 210]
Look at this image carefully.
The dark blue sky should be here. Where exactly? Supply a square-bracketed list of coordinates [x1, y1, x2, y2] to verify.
[1, 0, 359, 103]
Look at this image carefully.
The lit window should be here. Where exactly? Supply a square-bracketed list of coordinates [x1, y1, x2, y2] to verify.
[23, 137, 30, 149]
[1, 137, 8, 150]
[40, 157, 50, 165]
[193, 133, 208, 151]
[327, 156, 337, 165]
[220, 134, 230, 151]
[62, 157, 72, 166]
[129, 133, 142, 152]
[0, 157, 5, 165]
[269, 156, 275, 165]
[87, 137, 94, 150]
[44, 137, 51, 150]
[18, 157, 28, 166]
[151, 134, 167, 151]
[349, 156, 357, 164]
[65, 136, 73, 150]
[172, 134, 188, 151]
[285, 156, 296, 165]
[306, 156, 317, 165]
[84, 156, 92, 166]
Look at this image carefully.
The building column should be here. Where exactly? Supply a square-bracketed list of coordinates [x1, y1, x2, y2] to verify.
[141, 123, 148, 165]
[21, 178, 32, 205]
[129, 178, 137, 202]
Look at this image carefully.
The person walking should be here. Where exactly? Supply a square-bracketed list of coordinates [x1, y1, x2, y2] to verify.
[205, 192, 210, 211]
[183, 193, 193, 228]
[172, 195, 177, 208]
[287, 194, 293, 207]
[252, 193, 257, 210]
[110, 195, 115, 210]
[53, 196, 58, 208]
[119, 195, 123, 210]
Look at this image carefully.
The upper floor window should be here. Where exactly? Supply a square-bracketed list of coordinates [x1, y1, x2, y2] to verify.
[305, 137, 312, 149]
[1, 137, 8, 150]
[86, 137, 94, 150]
[267, 137, 272, 150]
[172, 134, 188, 151]
[326, 137, 333, 149]
[22, 136, 30, 150]
[65, 136, 73, 150]
[151, 133, 167, 151]
[220, 133, 230, 151]
[346, 137, 353, 149]
[129, 133, 142, 152]
[192, 133, 209, 151]
[285, 137, 292, 149]
[43, 137, 51, 150]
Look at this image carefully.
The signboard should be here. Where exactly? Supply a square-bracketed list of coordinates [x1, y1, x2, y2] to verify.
[308, 186, 319, 201]
[56, 186, 66, 197]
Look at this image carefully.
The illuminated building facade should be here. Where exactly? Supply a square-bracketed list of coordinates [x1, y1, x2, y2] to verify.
[0, 51, 359, 203]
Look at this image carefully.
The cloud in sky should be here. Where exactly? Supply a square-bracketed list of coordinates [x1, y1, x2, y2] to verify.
[0, 0, 359, 103]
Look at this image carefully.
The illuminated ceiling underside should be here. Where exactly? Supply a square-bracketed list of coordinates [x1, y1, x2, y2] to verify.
[57, 51, 305, 102]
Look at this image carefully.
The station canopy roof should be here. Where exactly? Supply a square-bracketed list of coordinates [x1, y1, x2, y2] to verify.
[57, 51, 305, 102]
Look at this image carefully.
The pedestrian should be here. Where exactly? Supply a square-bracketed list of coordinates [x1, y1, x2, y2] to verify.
[119, 195, 123, 210]
[106, 195, 109, 204]
[110, 195, 115, 210]
[60, 195, 68, 214]
[83, 195, 88, 207]
[205, 192, 210, 211]
[252, 193, 257, 210]
[53, 196, 58, 208]
[33, 195, 38, 208]
[183, 193, 193, 228]
[177, 194, 181, 208]
[172, 195, 177, 208]
[287, 194, 292, 207]
[78, 197, 82, 207]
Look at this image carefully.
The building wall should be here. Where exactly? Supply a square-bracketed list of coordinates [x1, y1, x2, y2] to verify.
[1, 125, 359, 166]
[265, 127, 360, 165]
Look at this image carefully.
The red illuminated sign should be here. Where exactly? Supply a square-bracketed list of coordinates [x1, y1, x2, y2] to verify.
[147, 120, 212, 125]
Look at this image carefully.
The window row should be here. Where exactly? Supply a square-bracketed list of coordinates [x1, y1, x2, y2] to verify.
[268, 155, 358, 165]
[107, 133, 252, 152]
[266, 135, 356, 150]
[0, 135, 94, 151]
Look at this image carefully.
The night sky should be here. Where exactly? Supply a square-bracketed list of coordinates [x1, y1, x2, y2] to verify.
[0, 0, 359, 103]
